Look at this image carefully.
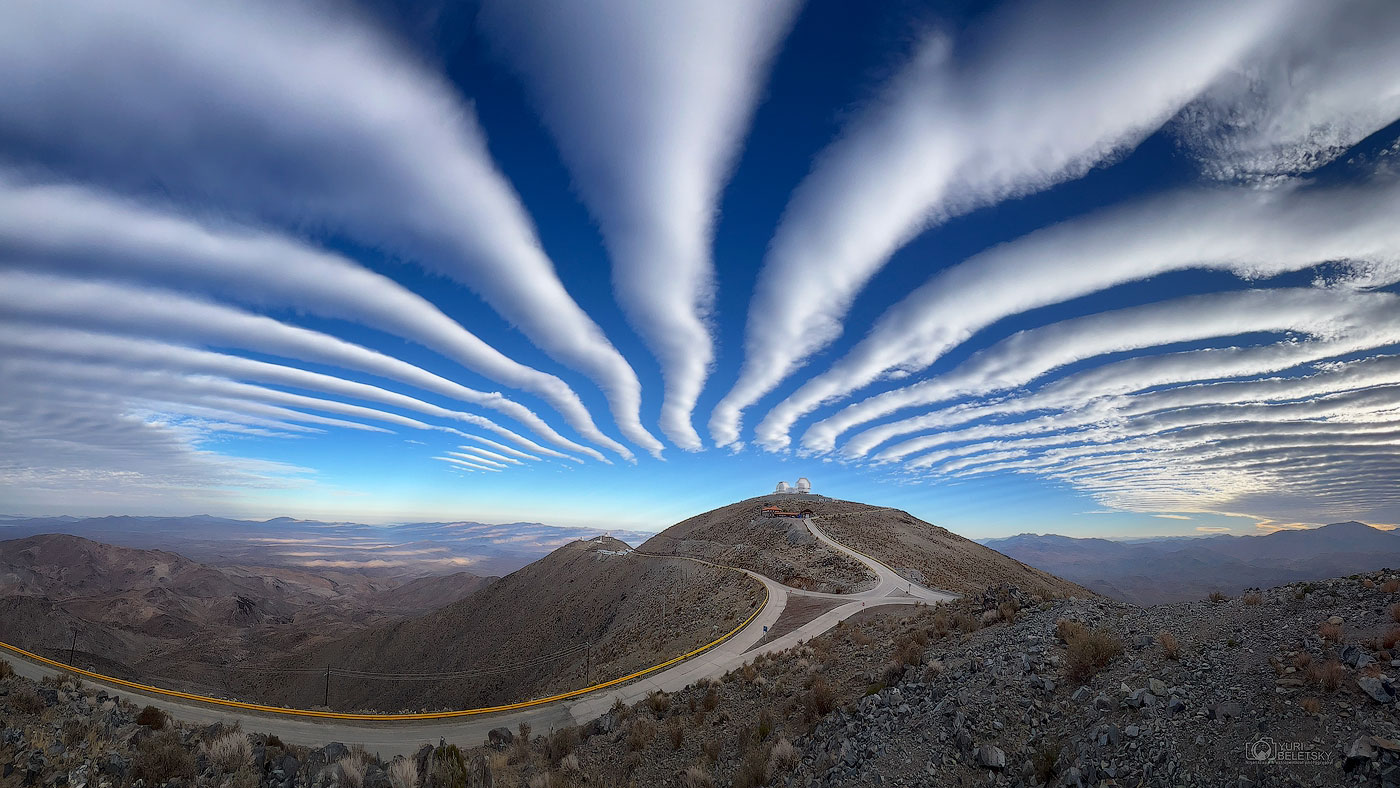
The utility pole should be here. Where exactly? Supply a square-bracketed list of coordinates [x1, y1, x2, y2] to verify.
[324, 665, 331, 708]
[68, 630, 77, 666]
[585, 643, 591, 683]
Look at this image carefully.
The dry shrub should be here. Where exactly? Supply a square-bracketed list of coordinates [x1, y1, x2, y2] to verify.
[1318, 622, 1342, 642]
[1055, 619, 1087, 643]
[757, 708, 775, 741]
[136, 705, 167, 730]
[559, 753, 582, 778]
[1383, 579, 1400, 593]
[204, 732, 252, 773]
[1293, 651, 1313, 670]
[1363, 579, 1376, 589]
[627, 717, 656, 752]
[1208, 591, 1228, 603]
[136, 730, 196, 783]
[1157, 631, 1180, 660]
[742, 663, 759, 683]
[681, 765, 715, 788]
[1063, 627, 1124, 684]
[733, 743, 770, 788]
[1392, 603, 1400, 623]
[61, 718, 91, 748]
[0, 659, 12, 679]
[388, 757, 418, 788]
[702, 687, 719, 712]
[1309, 659, 1344, 692]
[980, 609, 1001, 626]
[1383, 630, 1400, 650]
[922, 659, 944, 682]
[767, 738, 797, 775]
[850, 628, 873, 647]
[545, 726, 579, 766]
[701, 737, 721, 763]
[646, 690, 670, 714]
[337, 751, 371, 788]
[429, 744, 467, 788]
[1299, 696, 1321, 714]
[1242, 592, 1262, 606]
[998, 600, 1019, 623]
[802, 676, 835, 721]
[666, 716, 684, 750]
[952, 612, 980, 633]
[11, 687, 44, 714]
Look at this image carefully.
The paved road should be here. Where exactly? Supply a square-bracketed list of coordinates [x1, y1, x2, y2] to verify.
[4, 517, 956, 757]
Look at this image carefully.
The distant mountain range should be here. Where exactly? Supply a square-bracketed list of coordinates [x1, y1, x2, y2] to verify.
[0, 515, 655, 577]
[981, 521, 1400, 604]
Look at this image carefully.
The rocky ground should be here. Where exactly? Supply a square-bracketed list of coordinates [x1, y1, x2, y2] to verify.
[5, 571, 1398, 788]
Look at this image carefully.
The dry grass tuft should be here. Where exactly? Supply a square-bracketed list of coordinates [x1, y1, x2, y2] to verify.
[1293, 651, 1312, 670]
[1363, 579, 1376, 589]
[733, 743, 770, 788]
[1392, 603, 1400, 623]
[1055, 619, 1087, 643]
[646, 690, 670, 714]
[767, 738, 797, 775]
[1383, 629, 1400, 650]
[336, 751, 371, 788]
[702, 687, 719, 712]
[681, 765, 715, 788]
[666, 716, 684, 750]
[1242, 592, 1262, 606]
[0, 659, 13, 679]
[627, 717, 656, 752]
[701, 737, 721, 763]
[802, 676, 836, 721]
[204, 732, 252, 774]
[10, 688, 44, 714]
[1308, 659, 1344, 692]
[545, 726, 579, 766]
[1299, 696, 1321, 714]
[1158, 631, 1180, 660]
[1208, 591, 1228, 603]
[136, 731, 196, 783]
[1063, 626, 1124, 684]
[1383, 579, 1400, 593]
[1318, 621, 1342, 642]
[388, 757, 417, 788]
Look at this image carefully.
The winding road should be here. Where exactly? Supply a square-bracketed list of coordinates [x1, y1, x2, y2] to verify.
[3, 516, 955, 756]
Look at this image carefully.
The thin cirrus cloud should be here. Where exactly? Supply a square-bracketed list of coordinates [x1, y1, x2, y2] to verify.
[0, 175, 628, 460]
[0, 0, 662, 459]
[0, 271, 596, 461]
[708, 0, 1300, 447]
[791, 177, 1400, 454]
[480, 0, 803, 451]
[0, 323, 580, 462]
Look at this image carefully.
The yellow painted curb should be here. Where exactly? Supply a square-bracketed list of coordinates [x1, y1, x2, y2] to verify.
[0, 570, 767, 722]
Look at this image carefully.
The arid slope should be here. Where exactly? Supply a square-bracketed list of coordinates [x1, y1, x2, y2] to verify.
[257, 536, 763, 712]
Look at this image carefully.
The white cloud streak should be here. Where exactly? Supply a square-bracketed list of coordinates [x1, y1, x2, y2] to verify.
[481, 0, 802, 451]
[0, 271, 596, 461]
[793, 178, 1400, 452]
[0, 0, 662, 457]
[0, 175, 627, 459]
[709, 0, 1299, 446]
[0, 322, 581, 461]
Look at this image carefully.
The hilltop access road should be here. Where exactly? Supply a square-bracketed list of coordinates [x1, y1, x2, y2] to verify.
[3, 516, 956, 756]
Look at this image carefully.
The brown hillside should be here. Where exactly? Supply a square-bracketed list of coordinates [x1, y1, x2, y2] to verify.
[252, 536, 763, 713]
[0, 533, 492, 696]
[647, 496, 1090, 599]
[641, 496, 877, 593]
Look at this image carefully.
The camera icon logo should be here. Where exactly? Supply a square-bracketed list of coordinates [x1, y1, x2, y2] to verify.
[1246, 737, 1276, 763]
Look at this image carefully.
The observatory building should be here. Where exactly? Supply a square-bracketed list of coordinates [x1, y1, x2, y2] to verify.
[773, 477, 813, 494]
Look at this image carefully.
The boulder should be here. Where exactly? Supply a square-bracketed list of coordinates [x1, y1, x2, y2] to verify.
[975, 745, 1006, 770]
[1357, 676, 1395, 704]
[487, 727, 514, 750]
[1208, 701, 1243, 721]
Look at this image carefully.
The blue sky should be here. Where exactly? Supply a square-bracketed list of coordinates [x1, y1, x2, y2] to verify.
[2, 0, 1399, 539]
